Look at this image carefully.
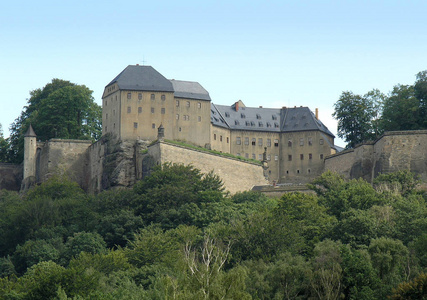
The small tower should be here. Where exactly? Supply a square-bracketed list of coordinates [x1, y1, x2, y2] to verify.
[157, 124, 165, 141]
[23, 124, 37, 181]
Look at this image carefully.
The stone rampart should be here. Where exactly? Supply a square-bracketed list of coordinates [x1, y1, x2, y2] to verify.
[325, 130, 427, 189]
[37, 139, 92, 189]
[146, 141, 269, 194]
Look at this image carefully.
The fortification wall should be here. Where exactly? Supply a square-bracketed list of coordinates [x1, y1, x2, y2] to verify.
[147, 141, 269, 194]
[37, 139, 92, 189]
[325, 130, 427, 189]
[0, 163, 22, 191]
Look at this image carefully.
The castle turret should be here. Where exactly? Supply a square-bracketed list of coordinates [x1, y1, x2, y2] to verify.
[23, 124, 37, 181]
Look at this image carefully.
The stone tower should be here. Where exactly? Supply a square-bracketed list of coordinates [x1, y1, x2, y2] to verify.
[23, 124, 37, 182]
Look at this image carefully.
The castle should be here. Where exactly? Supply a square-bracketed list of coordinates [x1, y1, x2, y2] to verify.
[0, 65, 426, 193]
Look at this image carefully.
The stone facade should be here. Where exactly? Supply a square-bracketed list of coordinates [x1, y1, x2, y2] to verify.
[325, 130, 427, 189]
[146, 141, 269, 194]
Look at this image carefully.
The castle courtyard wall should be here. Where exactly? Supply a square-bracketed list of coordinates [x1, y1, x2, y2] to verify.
[147, 141, 269, 194]
[37, 139, 92, 190]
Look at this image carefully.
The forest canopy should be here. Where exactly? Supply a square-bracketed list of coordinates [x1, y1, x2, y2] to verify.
[0, 164, 426, 299]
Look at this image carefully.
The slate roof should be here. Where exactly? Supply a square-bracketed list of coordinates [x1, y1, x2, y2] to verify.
[170, 80, 211, 101]
[24, 124, 36, 137]
[211, 103, 334, 137]
[107, 65, 174, 92]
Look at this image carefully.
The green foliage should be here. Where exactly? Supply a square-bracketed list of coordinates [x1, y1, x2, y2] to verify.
[374, 170, 421, 196]
[133, 163, 225, 229]
[333, 90, 383, 148]
[8, 79, 101, 162]
[390, 272, 427, 299]
[0, 124, 11, 163]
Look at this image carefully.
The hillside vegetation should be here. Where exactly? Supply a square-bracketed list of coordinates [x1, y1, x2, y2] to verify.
[0, 164, 426, 299]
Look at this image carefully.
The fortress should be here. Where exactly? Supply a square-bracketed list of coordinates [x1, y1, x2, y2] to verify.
[1, 65, 426, 193]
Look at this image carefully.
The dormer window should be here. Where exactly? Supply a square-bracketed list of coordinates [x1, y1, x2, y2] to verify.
[259, 122, 263, 127]
[266, 122, 271, 128]
[256, 114, 261, 119]
[225, 112, 230, 117]
[274, 123, 279, 128]
[245, 121, 250, 126]
[235, 120, 240, 125]
[241, 113, 246, 118]
[272, 115, 277, 120]
[250, 121, 255, 126]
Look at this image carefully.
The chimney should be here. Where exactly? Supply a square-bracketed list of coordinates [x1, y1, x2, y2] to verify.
[235, 101, 239, 112]
[315, 108, 319, 120]
[259, 106, 263, 108]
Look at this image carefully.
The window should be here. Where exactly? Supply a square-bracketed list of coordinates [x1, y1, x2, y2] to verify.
[267, 154, 271, 161]
[320, 139, 324, 145]
[245, 137, 249, 145]
[258, 138, 263, 146]
[113, 123, 115, 128]
[152, 123, 155, 129]
[197, 102, 201, 108]
[236, 137, 241, 145]
[105, 126, 107, 132]
[113, 110, 115, 116]
[251, 121, 255, 126]
[176, 114, 179, 120]
[198, 116, 201, 122]
[245, 153, 249, 158]
[274, 123, 279, 128]
[300, 138, 304, 146]
[308, 169, 311, 174]
[252, 154, 256, 159]
[241, 113, 246, 118]
[320, 154, 324, 160]
[134, 122, 138, 128]
[183, 115, 189, 121]
[151, 94, 155, 100]
[288, 140, 292, 147]
[138, 107, 142, 114]
[259, 122, 263, 127]
[106, 113, 108, 119]
[309, 153, 313, 159]
[226, 137, 229, 143]
[151, 107, 154, 114]
[186, 101, 190, 107]
[225, 112, 230, 117]
[274, 139, 279, 147]
[176, 100, 180, 107]
[245, 121, 250, 126]
[235, 120, 240, 125]
[127, 93, 131, 99]
[179, 127, 182, 132]
[252, 138, 256, 146]
[214, 134, 217, 140]
[308, 137, 312, 146]
[267, 139, 271, 147]
[220, 135, 223, 142]
[266, 122, 271, 128]
[258, 154, 262, 160]
[256, 114, 261, 119]
[300, 154, 304, 160]
[288, 155, 292, 161]
[161, 94, 166, 101]
[297, 170, 300, 174]
[275, 155, 279, 161]
[237, 153, 241, 156]
[138, 93, 142, 100]
[272, 115, 277, 120]
[105, 100, 107, 106]
[161, 108, 165, 114]
[127, 107, 131, 113]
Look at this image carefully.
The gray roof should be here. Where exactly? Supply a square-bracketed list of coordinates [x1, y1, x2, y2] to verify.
[211, 103, 334, 137]
[107, 65, 174, 92]
[24, 124, 36, 137]
[170, 80, 211, 101]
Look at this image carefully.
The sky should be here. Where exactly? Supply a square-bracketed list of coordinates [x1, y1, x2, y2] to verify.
[1, 1, 426, 147]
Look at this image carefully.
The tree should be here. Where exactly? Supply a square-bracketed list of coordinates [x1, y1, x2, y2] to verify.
[414, 70, 427, 127]
[333, 90, 384, 148]
[380, 84, 421, 132]
[0, 124, 11, 163]
[8, 79, 101, 162]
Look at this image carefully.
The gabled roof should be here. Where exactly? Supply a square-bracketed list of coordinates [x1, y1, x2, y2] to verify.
[211, 103, 334, 137]
[170, 80, 211, 101]
[107, 65, 174, 92]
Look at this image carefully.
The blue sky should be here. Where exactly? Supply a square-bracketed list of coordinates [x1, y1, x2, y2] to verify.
[1, 0, 426, 146]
